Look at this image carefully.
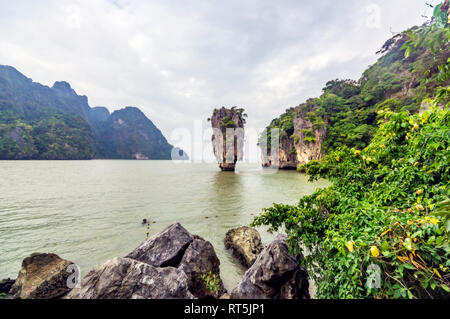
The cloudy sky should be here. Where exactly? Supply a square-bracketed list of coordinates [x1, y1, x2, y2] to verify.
[0, 0, 436, 157]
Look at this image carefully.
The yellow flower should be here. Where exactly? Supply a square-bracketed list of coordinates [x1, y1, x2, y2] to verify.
[414, 204, 425, 211]
[370, 246, 380, 258]
[416, 189, 423, 195]
[429, 217, 439, 225]
[346, 241, 355, 253]
[434, 268, 442, 279]
[354, 150, 361, 156]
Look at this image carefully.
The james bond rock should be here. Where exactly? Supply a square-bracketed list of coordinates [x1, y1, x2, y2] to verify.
[210, 107, 246, 171]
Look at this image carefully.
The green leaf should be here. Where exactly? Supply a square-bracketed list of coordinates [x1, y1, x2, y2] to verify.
[441, 285, 450, 293]
[403, 263, 416, 270]
[403, 238, 413, 251]
[434, 4, 449, 28]
[381, 241, 389, 252]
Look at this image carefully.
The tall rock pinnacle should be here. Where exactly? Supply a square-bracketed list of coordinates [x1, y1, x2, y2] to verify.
[210, 107, 246, 171]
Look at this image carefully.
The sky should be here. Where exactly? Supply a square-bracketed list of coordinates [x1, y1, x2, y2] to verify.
[0, 0, 437, 159]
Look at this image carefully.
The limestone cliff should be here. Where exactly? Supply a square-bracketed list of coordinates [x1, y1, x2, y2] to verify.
[261, 101, 326, 170]
[260, 26, 448, 170]
[210, 107, 246, 171]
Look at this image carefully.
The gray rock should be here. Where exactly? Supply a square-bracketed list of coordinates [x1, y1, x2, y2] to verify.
[10, 253, 74, 299]
[0, 278, 15, 294]
[231, 235, 310, 299]
[178, 238, 226, 299]
[126, 223, 194, 267]
[211, 107, 246, 172]
[225, 226, 264, 268]
[66, 257, 194, 299]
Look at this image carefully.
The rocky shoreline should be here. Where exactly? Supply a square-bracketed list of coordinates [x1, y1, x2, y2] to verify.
[1, 223, 310, 300]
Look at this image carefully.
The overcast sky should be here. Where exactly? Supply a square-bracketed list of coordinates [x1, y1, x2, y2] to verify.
[0, 0, 436, 156]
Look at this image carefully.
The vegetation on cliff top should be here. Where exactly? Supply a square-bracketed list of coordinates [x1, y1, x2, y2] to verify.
[253, 5, 450, 299]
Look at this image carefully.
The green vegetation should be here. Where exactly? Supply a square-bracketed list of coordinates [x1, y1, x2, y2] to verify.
[253, 6, 450, 299]
[260, 20, 449, 155]
[212, 106, 247, 129]
[201, 271, 221, 294]
[0, 110, 94, 160]
[253, 90, 449, 298]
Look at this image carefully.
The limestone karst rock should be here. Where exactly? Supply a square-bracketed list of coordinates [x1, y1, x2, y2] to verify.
[178, 237, 226, 299]
[126, 223, 226, 299]
[66, 257, 194, 299]
[224, 226, 264, 268]
[231, 234, 310, 299]
[260, 102, 326, 170]
[10, 253, 74, 299]
[210, 107, 246, 171]
[125, 223, 194, 267]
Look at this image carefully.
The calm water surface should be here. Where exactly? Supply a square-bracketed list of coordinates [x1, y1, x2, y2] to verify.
[0, 161, 328, 291]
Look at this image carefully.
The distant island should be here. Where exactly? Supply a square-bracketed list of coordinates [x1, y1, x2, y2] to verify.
[0, 65, 188, 160]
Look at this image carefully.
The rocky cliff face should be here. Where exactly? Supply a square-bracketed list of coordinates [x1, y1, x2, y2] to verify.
[261, 102, 326, 170]
[260, 27, 448, 170]
[211, 107, 246, 171]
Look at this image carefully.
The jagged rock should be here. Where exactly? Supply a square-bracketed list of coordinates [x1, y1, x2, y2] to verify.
[224, 226, 264, 268]
[231, 235, 310, 300]
[10, 253, 74, 299]
[126, 223, 194, 267]
[211, 107, 246, 171]
[178, 238, 226, 299]
[261, 101, 326, 170]
[0, 278, 15, 294]
[66, 257, 194, 299]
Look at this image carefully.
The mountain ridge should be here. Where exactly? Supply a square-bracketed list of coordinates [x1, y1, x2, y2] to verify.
[0, 65, 187, 160]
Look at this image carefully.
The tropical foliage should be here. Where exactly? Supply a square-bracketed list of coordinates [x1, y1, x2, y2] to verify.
[253, 3, 450, 299]
[253, 89, 449, 298]
[260, 14, 449, 155]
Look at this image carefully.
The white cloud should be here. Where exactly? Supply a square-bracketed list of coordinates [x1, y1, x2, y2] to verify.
[0, 0, 431, 156]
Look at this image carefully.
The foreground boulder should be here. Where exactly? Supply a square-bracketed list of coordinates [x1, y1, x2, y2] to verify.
[0, 278, 15, 294]
[178, 237, 226, 299]
[126, 223, 194, 267]
[231, 235, 310, 299]
[126, 223, 226, 299]
[10, 253, 73, 299]
[224, 226, 264, 268]
[66, 257, 194, 299]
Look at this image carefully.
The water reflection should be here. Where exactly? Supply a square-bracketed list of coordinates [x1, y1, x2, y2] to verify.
[211, 170, 244, 210]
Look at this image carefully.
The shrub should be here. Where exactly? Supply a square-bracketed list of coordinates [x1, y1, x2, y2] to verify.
[252, 89, 450, 299]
